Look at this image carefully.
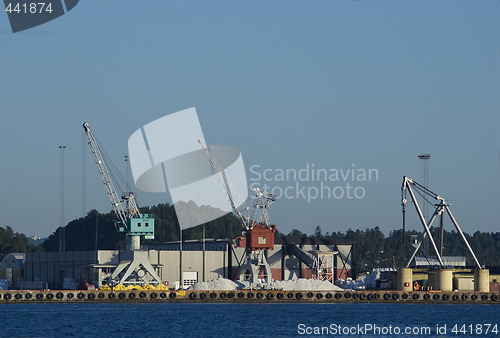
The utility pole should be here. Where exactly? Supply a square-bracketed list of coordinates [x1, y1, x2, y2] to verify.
[179, 226, 183, 289]
[59, 145, 66, 252]
[199, 207, 205, 282]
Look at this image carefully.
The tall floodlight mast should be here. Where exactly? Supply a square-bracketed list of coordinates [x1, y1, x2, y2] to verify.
[58, 145, 66, 253]
[418, 154, 431, 254]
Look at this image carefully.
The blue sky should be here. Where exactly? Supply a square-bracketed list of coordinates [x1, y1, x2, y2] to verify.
[1, 0, 499, 238]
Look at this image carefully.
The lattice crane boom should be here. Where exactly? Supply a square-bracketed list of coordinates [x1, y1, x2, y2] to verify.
[198, 138, 249, 227]
[83, 122, 130, 229]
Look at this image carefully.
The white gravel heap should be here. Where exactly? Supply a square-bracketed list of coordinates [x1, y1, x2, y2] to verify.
[188, 278, 343, 291]
[273, 278, 343, 291]
[335, 268, 396, 290]
[188, 278, 245, 290]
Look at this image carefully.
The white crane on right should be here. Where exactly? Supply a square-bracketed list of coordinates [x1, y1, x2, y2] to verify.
[401, 176, 482, 269]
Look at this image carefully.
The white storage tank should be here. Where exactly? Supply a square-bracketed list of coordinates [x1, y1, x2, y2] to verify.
[397, 268, 413, 291]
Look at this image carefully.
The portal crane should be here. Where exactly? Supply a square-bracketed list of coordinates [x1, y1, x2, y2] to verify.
[83, 122, 162, 285]
[401, 176, 481, 269]
[199, 139, 277, 286]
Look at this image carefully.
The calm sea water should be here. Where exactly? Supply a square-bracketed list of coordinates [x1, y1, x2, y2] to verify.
[0, 303, 499, 337]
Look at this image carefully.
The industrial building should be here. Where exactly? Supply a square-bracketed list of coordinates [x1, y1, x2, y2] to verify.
[11, 240, 352, 290]
[4, 242, 500, 293]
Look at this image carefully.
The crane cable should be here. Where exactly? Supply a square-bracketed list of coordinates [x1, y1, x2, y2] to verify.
[93, 136, 130, 200]
[412, 183, 435, 209]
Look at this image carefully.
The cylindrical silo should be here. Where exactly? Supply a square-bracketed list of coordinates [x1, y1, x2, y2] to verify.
[397, 268, 413, 291]
[437, 269, 453, 291]
[474, 269, 489, 292]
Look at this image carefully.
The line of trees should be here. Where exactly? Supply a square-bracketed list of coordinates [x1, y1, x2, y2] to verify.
[0, 226, 43, 260]
[2, 203, 499, 272]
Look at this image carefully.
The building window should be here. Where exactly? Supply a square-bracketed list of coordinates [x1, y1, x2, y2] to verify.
[137, 223, 141, 227]
[145, 223, 149, 227]
[258, 236, 266, 244]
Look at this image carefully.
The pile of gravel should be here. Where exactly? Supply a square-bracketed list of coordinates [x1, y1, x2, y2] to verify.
[335, 268, 396, 290]
[188, 278, 245, 290]
[188, 278, 342, 291]
[273, 278, 343, 291]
